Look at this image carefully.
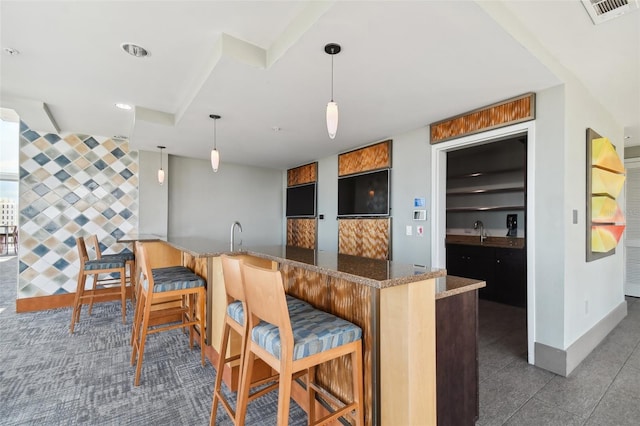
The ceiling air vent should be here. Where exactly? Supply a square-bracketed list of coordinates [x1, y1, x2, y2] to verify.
[581, 0, 640, 24]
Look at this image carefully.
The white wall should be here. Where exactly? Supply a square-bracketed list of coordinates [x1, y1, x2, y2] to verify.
[138, 150, 169, 237]
[167, 155, 283, 245]
[534, 85, 566, 349]
[391, 127, 431, 266]
[562, 81, 625, 348]
[533, 80, 626, 369]
[316, 155, 339, 252]
[304, 127, 432, 265]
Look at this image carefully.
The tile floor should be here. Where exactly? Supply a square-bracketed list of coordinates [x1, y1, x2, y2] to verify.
[477, 296, 640, 426]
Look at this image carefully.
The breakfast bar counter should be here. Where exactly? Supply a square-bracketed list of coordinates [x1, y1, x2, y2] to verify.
[123, 235, 483, 425]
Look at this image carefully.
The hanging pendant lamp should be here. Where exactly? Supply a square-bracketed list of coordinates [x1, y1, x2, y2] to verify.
[325, 43, 341, 139]
[209, 114, 221, 172]
[157, 145, 166, 185]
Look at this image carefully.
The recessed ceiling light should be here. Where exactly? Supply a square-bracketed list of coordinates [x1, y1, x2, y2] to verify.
[3, 47, 20, 56]
[115, 103, 132, 110]
[121, 43, 150, 58]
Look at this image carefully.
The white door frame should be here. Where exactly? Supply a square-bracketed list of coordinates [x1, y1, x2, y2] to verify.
[430, 121, 537, 364]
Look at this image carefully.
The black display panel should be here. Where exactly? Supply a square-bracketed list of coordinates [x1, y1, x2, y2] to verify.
[338, 169, 390, 217]
[286, 183, 316, 217]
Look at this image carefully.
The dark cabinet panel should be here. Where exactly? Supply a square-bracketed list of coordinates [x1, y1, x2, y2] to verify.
[436, 290, 479, 426]
[446, 243, 526, 307]
[494, 247, 527, 307]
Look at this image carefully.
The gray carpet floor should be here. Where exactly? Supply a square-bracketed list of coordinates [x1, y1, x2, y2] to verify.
[0, 256, 306, 425]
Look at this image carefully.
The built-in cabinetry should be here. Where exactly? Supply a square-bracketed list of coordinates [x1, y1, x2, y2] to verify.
[446, 243, 526, 307]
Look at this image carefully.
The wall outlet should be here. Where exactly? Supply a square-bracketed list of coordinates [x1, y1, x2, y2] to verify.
[585, 300, 589, 314]
[406, 225, 412, 236]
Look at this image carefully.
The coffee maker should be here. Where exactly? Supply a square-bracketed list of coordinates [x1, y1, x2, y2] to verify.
[506, 214, 517, 237]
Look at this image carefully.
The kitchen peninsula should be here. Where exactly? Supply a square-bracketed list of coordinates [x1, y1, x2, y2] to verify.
[126, 235, 484, 425]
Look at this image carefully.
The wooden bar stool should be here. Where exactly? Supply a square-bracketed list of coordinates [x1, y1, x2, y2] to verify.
[88, 235, 135, 307]
[237, 263, 364, 426]
[70, 236, 127, 333]
[130, 241, 206, 386]
[210, 255, 311, 425]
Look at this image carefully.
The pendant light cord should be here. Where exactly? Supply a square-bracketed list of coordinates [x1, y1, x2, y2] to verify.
[213, 118, 217, 150]
[330, 51, 334, 102]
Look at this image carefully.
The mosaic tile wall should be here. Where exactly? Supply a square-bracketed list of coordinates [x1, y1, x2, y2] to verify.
[18, 121, 138, 298]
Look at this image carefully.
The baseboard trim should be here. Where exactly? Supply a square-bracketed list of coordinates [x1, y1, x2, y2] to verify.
[16, 287, 133, 313]
[535, 300, 627, 376]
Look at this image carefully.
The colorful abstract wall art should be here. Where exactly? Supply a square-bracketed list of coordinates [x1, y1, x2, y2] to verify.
[586, 128, 626, 262]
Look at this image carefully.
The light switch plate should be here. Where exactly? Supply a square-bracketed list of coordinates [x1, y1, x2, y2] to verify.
[406, 225, 412, 236]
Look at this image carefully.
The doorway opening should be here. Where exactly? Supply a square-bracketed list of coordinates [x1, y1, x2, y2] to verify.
[430, 120, 536, 364]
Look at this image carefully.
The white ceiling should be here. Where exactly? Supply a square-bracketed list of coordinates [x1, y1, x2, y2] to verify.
[1, 1, 638, 170]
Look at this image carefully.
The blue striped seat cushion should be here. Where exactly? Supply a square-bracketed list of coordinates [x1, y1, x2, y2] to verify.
[102, 252, 135, 262]
[227, 295, 310, 326]
[142, 266, 205, 293]
[84, 259, 125, 271]
[251, 305, 362, 361]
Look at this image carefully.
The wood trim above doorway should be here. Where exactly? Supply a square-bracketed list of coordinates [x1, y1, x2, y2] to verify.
[430, 93, 535, 144]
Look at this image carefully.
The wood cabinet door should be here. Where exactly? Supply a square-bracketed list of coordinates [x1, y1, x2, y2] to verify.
[494, 248, 527, 307]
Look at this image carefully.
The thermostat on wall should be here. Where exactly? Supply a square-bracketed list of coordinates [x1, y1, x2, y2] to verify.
[413, 209, 426, 221]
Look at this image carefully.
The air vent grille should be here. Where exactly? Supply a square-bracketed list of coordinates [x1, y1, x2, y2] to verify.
[582, 0, 639, 24]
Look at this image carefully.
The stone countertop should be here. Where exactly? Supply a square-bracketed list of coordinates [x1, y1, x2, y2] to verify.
[446, 234, 525, 249]
[435, 275, 486, 300]
[118, 233, 165, 243]
[127, 236, 447, 289]
[247, 245, 446, 289]
[119, 235, 489, 296]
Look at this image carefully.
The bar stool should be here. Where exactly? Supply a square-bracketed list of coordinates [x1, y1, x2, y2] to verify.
[70, 236, 127, 333]
[210, 255, 311, 425]
[130, 241, 206, 386]
[88, 234, 135, 307]
[237, 263, 364, 425]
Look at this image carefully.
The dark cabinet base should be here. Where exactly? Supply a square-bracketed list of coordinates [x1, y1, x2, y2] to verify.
[436, 290, 479, 426]
[446, 243, 526, 308]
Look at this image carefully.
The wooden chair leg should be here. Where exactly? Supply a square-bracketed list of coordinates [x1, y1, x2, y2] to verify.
[210, 321, 232, 426]
[188, 294, 195, 348]
[127, 260, 136, 302]
[134, 300, 151, 386]
[130, 287, 144, 346]
[276, 363, 293, 426]
[199, 291, 205, 365]
[236, 350, 256, 425]
[308, 366, 316, 424]
[130, 292, 146, 366]
[87, 273, 99, 315]
[70, 273, 86, 333]
[120, 270, 127, 324]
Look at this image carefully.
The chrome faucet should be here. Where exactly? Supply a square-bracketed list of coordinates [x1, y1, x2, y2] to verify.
[474, 220, 486, 243]
[230, 221, 243, 251]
